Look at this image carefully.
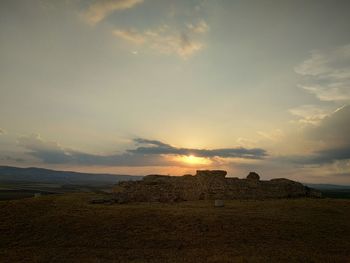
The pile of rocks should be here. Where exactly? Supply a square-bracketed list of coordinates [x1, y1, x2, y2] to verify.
[112, 170, 321, 203]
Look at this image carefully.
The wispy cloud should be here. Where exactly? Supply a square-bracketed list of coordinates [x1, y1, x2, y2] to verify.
[82, 0, 144, 25]
[81, 1, 207, 58]
[256, 129, 284, 142]
[187, 20, 209, 34]
[113, 22, 207, 58]
[113, 29, 145, 44]
[0, 156, 25, 163]
[300, 84, 350, 102]
[295, 44, 350, 102]
[289, 105, 331, 125]
[176, 32, 203, 58]
[17, 135, 267, 166]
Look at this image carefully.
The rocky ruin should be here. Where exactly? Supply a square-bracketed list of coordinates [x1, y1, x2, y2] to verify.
[112, 170, 321, 203]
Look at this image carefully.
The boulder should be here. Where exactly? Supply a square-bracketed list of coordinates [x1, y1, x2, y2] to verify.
[246, 172, 260, 181]
[196, 170, 227, 177]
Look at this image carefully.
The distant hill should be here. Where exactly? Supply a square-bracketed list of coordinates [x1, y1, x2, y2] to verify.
[304, 183, 350, 199]
[304, 183, 350, 190]
[0, 166, 142, 185]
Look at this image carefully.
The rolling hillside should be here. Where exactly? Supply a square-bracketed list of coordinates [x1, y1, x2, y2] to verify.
[0, 166, 142, 185]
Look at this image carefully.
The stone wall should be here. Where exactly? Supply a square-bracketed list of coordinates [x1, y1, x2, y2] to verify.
[113, 170, 321, 203]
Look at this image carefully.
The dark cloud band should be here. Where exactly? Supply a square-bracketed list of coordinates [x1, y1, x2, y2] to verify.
[129, 138, 267, 159]
[18, 135, 267, 166]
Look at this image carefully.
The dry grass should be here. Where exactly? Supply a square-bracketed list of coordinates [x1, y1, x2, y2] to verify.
[1, 193, 350, 262]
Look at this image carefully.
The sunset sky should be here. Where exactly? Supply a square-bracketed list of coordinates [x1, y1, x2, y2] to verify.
[1, 0, 350, 184]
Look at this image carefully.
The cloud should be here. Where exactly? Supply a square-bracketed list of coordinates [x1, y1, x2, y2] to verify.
[295, 44, 350, 77]
[295, 44, 350, 102]
[114, 22, 207, 58]
[0, 128, 5, 135]
[300, 84, 350, 102]
[282, 147, 350, 166]
[281, 105, 350, 165]
[82, 0, 144, 25]
[18, 134, 73, 164]
[145, 29, 203, 59]
[176, 32, 203, 58]
[0, 156, 25, 163]
[313, 147, 350, 164]
[134, 138, 171, 148]
[236, 137, 257, 148]
[187, 20, 209, 34]
[17, 134, 172, 166]
[289, 105, 331, 125]
[306, 104, 350, 146]
[257, 129, 284, 142]
[113, 29, 145, 44]
[291, 44, 350, 126]
[128, 138, 267, 159]
[17, 135, 267, 166]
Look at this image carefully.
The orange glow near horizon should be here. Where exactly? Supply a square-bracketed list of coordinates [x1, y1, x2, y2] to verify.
[176, 155, 212, 166]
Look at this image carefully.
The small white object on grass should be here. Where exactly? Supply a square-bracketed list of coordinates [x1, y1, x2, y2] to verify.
[214, 200, 224, 207]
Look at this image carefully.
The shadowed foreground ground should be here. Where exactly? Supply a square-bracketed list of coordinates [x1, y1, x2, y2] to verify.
[1, 193, 350, 262]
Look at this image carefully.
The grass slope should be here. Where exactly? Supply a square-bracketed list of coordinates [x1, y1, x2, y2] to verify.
[1, 194, 350, 262]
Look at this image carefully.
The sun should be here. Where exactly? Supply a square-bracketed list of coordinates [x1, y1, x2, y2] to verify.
[176, 155, 211, 165]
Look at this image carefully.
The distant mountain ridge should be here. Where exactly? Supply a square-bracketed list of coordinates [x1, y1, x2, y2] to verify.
[0, 166, 142, 185]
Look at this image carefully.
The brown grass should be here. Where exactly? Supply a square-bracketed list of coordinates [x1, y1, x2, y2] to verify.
[0, 193, 350, 262]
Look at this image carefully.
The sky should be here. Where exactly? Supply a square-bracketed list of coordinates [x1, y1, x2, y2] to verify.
[1, 0, 350, 184]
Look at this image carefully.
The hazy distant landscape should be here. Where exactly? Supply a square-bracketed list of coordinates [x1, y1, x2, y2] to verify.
[1, 166, 350, 201]
[0, 166, 142, 201]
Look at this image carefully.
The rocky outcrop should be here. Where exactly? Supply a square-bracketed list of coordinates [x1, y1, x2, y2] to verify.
[246, 172, 260, 181]
[113, 170, 321, 203]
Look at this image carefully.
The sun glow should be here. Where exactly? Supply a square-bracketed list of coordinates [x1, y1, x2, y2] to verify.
[176, 155, 212, 165]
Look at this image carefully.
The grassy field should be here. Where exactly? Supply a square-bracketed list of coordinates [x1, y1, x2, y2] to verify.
[0, 182, 113, 201]
[0, 194, 350, 262]
[319, 189, 350, 199]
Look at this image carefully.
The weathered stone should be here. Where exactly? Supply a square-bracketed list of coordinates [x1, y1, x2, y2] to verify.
[112, 170, 321, 203]
[196, 170, 227, 177]
[246, 172, 260, 180]
[214, 200, 225, 207]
